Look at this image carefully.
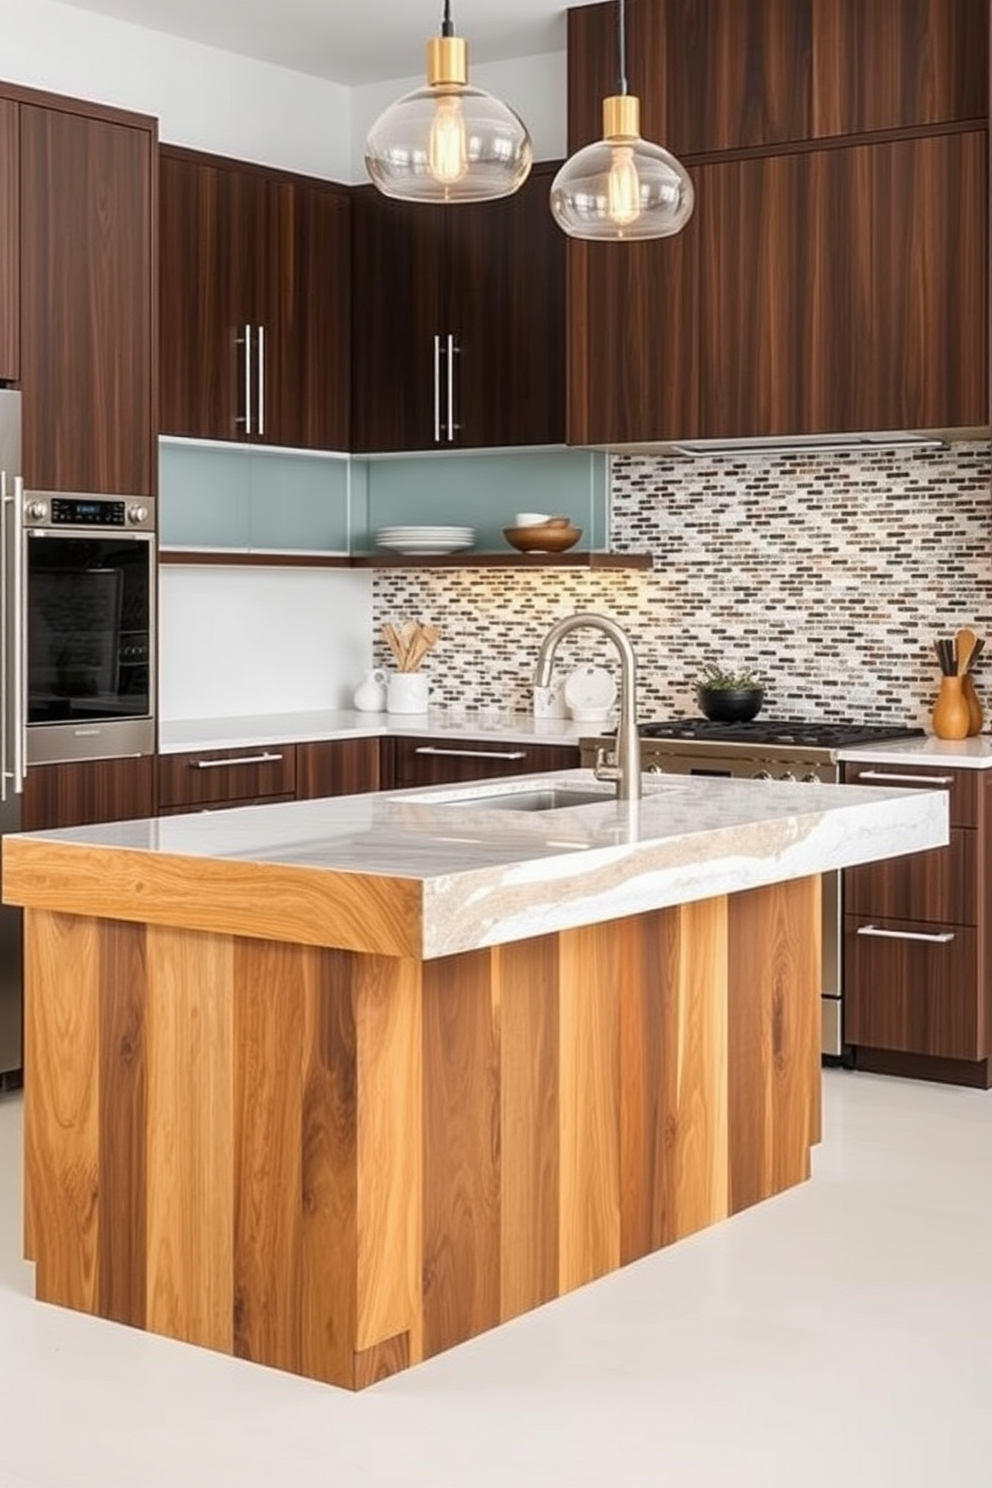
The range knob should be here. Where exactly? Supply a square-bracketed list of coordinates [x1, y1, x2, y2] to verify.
[781, 771, 797, 782]
[127, 503, 149, 524]
[802, 771, 821, 784]
[753, 769, 773, 780]
[25, 499, 48, 521]
[647, 764, 664, 775]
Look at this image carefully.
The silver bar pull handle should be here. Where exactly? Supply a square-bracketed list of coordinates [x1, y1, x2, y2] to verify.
[237, 324, 253, 435]
[11, 476, 25, 794]
[446, 332, 456, 442]
[856, 924, 955, 945]
[433, 334, 441, 443]
[853, 771, 955, 787]
[192, 751, 284, 770]
[257, 324, 265, 438]
[0, 471, 8, 804]
[413, 746, 527, 761]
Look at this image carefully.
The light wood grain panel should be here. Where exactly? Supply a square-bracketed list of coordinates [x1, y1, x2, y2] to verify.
[232, 939, 305, 1374]
[24, 911, 100, 1311]
[3, 839, 423, 957]
[145, 925, 234, 1352]
[619, 911, 670, 1262]
[353, 1331, 410, 1390]
[558, 924, 620, 1294]
[496, 937, 559, 1320]
[355, 955, 423, 1357]
[299, 947, 357, 1388]
[422, 952, 500, 1357]
[728, 878, 821, 1213]
[97, 920, 148, 1327]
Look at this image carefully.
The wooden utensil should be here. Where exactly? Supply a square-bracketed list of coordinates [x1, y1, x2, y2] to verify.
[955, 627, 978, 675]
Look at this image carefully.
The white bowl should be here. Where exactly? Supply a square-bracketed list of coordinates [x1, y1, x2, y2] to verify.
[568, 705, 615, 723]
[514, 511, 550, 527]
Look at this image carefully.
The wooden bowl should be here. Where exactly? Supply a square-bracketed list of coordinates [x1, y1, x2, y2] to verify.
[503, 524, 582, 553]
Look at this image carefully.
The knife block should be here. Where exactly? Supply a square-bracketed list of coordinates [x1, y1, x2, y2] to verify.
[932, 676, 971, 740]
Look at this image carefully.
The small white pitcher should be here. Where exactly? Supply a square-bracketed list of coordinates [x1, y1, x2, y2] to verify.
[353, 668, 388, 712]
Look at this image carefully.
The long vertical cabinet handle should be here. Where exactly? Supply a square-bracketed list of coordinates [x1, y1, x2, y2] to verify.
[10, 476, 25, 794]
[446, 332, 457, 442]
[0, 471, 8, 804]
[238, 324, 253, 436]
[433, 334, 442, 443]
[257, 324, 265, 438]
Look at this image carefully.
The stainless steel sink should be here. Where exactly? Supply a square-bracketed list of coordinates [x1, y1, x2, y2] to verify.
[442, 786, 614, 812]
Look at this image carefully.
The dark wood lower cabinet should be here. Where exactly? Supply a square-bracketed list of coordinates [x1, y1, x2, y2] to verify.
[158, 744, 297, 812]
[296, 738, 380, 799]
[22, 757, 156, 831]
[386, 737, 580, 790]
[844, 916, 981, 1063]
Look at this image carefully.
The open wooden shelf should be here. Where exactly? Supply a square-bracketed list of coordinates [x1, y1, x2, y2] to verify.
[159, 549, 653, 571]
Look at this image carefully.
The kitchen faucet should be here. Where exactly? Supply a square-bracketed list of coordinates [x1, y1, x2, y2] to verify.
[534, 613, 641, 802]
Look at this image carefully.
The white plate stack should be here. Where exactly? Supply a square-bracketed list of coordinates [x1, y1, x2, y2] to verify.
[375, 525, 475, 555]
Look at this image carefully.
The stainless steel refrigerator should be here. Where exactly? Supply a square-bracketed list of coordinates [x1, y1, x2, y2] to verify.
[0, 389, 23, 1083]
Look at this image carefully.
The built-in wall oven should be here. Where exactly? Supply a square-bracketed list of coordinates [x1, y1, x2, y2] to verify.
[579, 718, 924, 1059]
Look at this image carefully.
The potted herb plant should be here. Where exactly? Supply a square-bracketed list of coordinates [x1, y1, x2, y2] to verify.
[695, 664, 765, 723]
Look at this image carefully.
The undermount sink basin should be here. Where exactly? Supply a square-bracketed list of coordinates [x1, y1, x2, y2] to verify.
[442, 786, 615, 812]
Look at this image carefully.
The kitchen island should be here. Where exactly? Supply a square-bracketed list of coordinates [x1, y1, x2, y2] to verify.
[2, 770, 946, 1389]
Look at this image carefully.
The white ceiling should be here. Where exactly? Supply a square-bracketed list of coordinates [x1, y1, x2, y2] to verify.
[54, 0, 581, 86]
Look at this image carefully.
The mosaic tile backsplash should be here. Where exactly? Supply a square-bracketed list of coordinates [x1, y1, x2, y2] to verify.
[371, 442, 991, 726]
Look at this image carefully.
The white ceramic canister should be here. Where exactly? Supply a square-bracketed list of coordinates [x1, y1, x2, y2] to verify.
[353, 667, 388, 712]
[386, 671, 429, 715]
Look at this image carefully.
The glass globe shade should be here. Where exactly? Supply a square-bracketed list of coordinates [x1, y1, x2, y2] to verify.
[364, 84, 533, 204]
[550, 135, 695, 241]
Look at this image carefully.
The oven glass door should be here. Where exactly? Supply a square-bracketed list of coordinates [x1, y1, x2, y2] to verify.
[26, 531, 153, 726]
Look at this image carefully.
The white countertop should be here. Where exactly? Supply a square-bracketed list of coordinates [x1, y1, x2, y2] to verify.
[14, 769, 947, 958]
[158, 709, 592, 753]
[839, 734, 992, 769]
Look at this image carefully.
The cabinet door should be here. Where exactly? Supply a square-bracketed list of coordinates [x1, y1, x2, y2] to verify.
[351, 187, 444, 453]
[0, 99, 18, 383]
[22, 757, 156, 830]
[160, 151, 259, 443]
[445, 162, 565, 448]
[20, 105, 154, 495]
[392, 737, 580, 787]
[296, 738, 380, 799]
[158, 744, 297, 811]
[264, 178, 351, 451]
[844, 914, 982, 1060]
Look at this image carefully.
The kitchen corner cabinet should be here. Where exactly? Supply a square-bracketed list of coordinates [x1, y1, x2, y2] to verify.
[383, 735, 580, 790]
[0, 99, 19, 383]
[351, 161, 565, 453]
[13, 95, 155, 495]
[841, 761, 992, 1088]
[22, 757, 156, 832]
[159, 147, 351, 451]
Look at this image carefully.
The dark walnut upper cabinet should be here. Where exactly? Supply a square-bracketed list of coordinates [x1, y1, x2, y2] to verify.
[0, 99, 18, 383]
[351, 160, 565, 453]
[16, 98, 155, 495]
[159, 146, 351, 451]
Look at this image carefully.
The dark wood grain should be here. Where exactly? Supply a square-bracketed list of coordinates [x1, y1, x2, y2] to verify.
[0, 98, 19, 381]
[844, 915, 981, 1060]
[19, 104, 154, 494]
[422, 951, 501, 1356]
[296, 738, 381, 800]
[157, 745, 296, 810]
[353, 1332, 410, 1389]
[97, 920, 147, 1327]
[842, 761, 977, 827]
[390, 737, 579, 788]
[811, 0, 988, 138]
[853, 1046, 992, 1089]
[845, 830, 976, 927]
[22, 756, 156, 830]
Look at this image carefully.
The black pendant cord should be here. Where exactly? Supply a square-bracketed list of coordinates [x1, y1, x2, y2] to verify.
[617, 0, 628, 95]
[441, 0, 454, 38]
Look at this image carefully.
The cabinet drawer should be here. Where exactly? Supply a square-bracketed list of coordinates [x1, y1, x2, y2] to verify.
[158, 744, 297, 809]
[842, 761, 976, 827]
[844, 915, 983, 1061]
[391, 737, 580, 788]
[844, 826, 976, 927]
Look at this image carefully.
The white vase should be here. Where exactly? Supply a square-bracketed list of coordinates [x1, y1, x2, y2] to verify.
[386, 671, 429, 715]
[353, 668, 388, 712]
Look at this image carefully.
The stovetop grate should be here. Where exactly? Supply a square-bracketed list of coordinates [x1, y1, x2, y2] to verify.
[636, 719, 926, 749]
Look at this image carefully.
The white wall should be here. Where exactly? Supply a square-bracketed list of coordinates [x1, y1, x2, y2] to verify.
[0, 0, 353, 178]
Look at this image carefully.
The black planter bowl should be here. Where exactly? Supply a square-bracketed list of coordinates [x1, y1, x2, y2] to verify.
[696, 686, 764, 723]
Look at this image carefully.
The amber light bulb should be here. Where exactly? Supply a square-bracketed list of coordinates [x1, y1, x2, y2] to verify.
[428, 93, 467, 186]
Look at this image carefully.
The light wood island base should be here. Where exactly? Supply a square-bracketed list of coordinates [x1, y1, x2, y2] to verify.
[18, 876, 820, 1390]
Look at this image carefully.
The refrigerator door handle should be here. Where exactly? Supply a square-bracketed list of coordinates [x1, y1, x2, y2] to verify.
[10, 476, 24, 795]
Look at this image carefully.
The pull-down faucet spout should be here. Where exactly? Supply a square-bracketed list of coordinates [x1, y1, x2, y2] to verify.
[534, 612, 641, 802]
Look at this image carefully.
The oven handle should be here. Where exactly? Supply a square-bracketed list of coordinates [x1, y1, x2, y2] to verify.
[856, 924, 955, 945]
[851, 770, 955, 787]
[10, 476, 25, 795]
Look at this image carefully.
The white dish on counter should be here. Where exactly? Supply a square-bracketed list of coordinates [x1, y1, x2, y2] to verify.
[563, 664, 617, 716]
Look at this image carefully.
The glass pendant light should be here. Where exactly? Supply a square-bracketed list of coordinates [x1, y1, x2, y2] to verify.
[364, 1, 533, 204]
[550, 0, 694, 241]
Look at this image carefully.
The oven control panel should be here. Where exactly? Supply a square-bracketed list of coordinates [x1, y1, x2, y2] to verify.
[23, 492, 156, 532]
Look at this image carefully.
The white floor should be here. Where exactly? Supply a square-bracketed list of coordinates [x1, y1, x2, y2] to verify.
[1, 1068, 990, 1488]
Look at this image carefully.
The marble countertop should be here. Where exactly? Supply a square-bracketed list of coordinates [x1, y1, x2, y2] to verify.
[8, 769, 948, 958]
[837, 734, 992, 769]
[158, 709, 592, 753]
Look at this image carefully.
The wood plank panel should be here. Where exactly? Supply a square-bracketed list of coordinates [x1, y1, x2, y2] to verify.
[496, 936, 559, 1320]
[97, 920, 148, 1327]
[0, 98, 19, 381]
[2, 839, 424, 958]
[354, 955, 422, 1357]
[296, 738, 381, 800]
[728, 878, 821, 1214]
[232, 938, 305, 1374]
[558, 925, 620, 1294]
[22, 756, 156, 832]
[145, 925, 234, 1352]
[299, 948, 358, 1388]
[24, 911, 100, 1311]
[422, 952, 500, 1357]
[353, 1332, 410, 1390]
[619, 912, 670, 1263]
